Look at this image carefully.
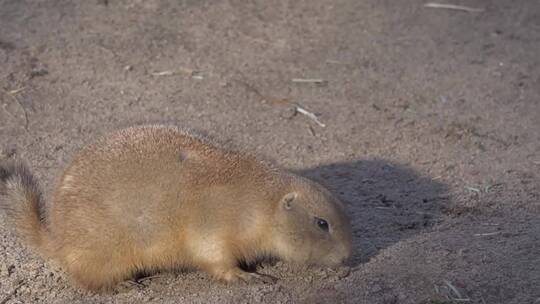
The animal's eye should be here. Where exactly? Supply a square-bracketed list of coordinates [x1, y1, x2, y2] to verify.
[315, 218, 329, 232]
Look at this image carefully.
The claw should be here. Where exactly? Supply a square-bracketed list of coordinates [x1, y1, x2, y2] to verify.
[223, 268, 277, 284]
[247, 272, 277, 284]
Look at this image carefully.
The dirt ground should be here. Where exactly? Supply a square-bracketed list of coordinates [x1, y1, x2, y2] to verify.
[0, 0, 539, 303]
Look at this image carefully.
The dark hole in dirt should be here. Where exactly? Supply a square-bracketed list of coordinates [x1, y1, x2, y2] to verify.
[0, 39, 15, 51]
[297, 160, 449, 267]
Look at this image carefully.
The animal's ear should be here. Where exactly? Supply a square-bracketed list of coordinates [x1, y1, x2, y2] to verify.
[280, 192, 297, 211]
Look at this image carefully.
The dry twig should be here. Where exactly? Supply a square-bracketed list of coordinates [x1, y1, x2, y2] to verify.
[295, 106, 326, 127]
[474, 231, 502, 237]
[150, 67, 201, 79]
[1, 88, 30, 133]
[6, 87, 25, 95]
[291, 78, 327, 85]
[424, 3, 484, 13]
[236, 79, 327, 127]
[443, 280, 470, 302]
[464, 186, 480, 193]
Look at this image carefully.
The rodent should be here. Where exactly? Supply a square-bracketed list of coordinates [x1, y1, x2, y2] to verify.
[0, 125, 352, 291]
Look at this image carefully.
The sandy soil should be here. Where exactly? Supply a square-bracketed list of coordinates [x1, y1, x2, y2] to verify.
[1, 0, 539, 303]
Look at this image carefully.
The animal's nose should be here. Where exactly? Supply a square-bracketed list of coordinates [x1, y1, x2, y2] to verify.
[338, 250, 351, 265]
[341, 242, 352, 261]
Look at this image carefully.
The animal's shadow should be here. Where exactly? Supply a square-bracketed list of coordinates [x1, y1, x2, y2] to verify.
[295, 159, 449, 266]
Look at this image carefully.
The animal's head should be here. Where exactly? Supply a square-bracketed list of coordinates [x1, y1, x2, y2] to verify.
[271, 176, 352, 266]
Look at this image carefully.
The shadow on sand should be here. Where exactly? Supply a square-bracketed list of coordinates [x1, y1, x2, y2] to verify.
[296, 159, 449, 266]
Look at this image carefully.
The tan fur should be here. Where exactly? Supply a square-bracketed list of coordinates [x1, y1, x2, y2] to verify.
[0, 125, 352, 291]
[0, 162, 50, 252]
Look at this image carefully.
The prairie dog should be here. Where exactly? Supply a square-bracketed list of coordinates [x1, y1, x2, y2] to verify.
[0, 125, 352, 291]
